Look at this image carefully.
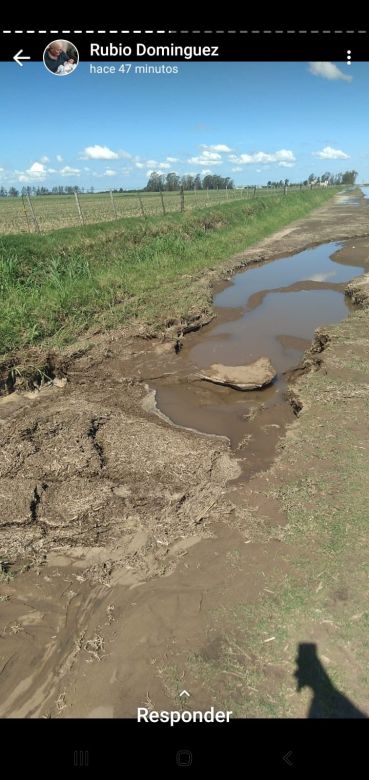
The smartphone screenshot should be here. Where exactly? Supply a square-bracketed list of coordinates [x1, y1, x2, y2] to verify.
[0, 22, 368, 770]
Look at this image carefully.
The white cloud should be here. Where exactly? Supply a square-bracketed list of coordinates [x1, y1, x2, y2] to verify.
[60, 166, 80, 176]
[201, 169, 213, 175]
[229, 149, 295, 165]
[130, 156, 178, 171]
[308, 62, 352, 82]
[187, 149, 223, 165]
[29, 162, 46, 174]
[56, 154, 63, 162]
[144, 160, 171, 170]
[202, 151, 222, 160]
[278, 161, 295, 167]
[40, 155, 49, 163]
[188, 156, 222, 166]
[231, 167, 242, 172]
[18, 161, 47, 181]
[82, 145, 120, 160]
[313, 145, 350, 160]
[93, 168, 127, 178]
[202, 144, 232, 152]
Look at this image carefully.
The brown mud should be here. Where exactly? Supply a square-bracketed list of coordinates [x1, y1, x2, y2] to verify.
[1, 190, 369, 717]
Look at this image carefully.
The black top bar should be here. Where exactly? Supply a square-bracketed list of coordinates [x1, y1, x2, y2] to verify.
[0, 30, 367, 61]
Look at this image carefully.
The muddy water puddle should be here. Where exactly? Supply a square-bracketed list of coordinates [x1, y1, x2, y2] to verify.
[338, 187, 369, 206]
[150, 242, 364, 473]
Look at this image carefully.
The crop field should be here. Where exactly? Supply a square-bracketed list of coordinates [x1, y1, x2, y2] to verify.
[0, 185, 314, 234]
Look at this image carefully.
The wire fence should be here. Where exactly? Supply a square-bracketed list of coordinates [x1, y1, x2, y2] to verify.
[0, 184, 332, 235]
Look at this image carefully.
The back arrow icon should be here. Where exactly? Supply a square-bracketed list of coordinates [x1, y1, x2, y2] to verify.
[14, 50, 31, 67]
[283, 751, 293, 766]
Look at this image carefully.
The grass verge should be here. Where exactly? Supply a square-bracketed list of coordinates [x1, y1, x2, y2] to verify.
[0, 189, 336, 357]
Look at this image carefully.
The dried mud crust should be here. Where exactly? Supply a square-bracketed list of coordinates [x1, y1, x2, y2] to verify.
[285, 270, 369, 408]
[346, 271, 369, 306]
[0, 384, 240, 579]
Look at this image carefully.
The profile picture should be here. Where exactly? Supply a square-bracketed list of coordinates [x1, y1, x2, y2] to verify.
[43, 40, 79, 76]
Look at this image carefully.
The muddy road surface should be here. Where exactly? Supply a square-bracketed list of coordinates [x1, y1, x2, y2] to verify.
[1, 190, 369, 717]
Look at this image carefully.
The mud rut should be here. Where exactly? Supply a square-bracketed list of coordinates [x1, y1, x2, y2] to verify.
[1, 191, 369, 717]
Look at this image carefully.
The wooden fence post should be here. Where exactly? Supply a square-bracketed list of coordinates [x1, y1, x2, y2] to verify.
[26, 193, 40, 233]
[21, 195, 31, 232]
[253, 186, 256, 198]
[180, 186, 185, 213]
[160, 189, 166, 215]
[137, 192, 146, 219]
[110, 190, 118, 219]
[74, 190, 84, 225]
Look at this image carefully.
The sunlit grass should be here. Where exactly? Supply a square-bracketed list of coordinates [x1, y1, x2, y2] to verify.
[0, 189, 336, 356]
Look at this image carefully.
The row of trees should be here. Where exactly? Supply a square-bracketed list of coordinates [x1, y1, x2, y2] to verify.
[0, 185, 97, 198]
[145, 172, 235, 192]
[147, 170, 358, 193]
[305, 171, 358, 186]
[265, 171, 358, 189]
[0, 170, 359, 198]
[266, 179, 292, 188]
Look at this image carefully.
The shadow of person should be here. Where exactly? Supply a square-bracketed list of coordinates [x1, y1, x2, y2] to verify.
[295, 642, 367, 718]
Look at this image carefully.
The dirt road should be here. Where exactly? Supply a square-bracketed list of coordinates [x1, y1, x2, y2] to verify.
[1, 191, 369, 717]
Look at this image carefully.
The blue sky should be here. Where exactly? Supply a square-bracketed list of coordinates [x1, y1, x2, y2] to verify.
[0, 60, 367, 189]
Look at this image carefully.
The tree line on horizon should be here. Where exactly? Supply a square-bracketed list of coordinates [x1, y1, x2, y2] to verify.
[144, 172, 235, 192]
[0, 174, 235, 198]
[266, 170, 358, 188]
[0, 169, 359, 198]
[0, 185, 97, 198]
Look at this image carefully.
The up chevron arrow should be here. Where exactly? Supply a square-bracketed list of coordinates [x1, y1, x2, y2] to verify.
[14, 50, 31, 67]
[179, 690, 190, 698]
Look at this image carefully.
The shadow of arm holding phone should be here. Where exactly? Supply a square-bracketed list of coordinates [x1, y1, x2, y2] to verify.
[295, 643, 367, 718]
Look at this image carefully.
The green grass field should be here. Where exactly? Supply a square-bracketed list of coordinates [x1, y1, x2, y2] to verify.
[0, 185, 317, 234]
[0, 188, 337, 358]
